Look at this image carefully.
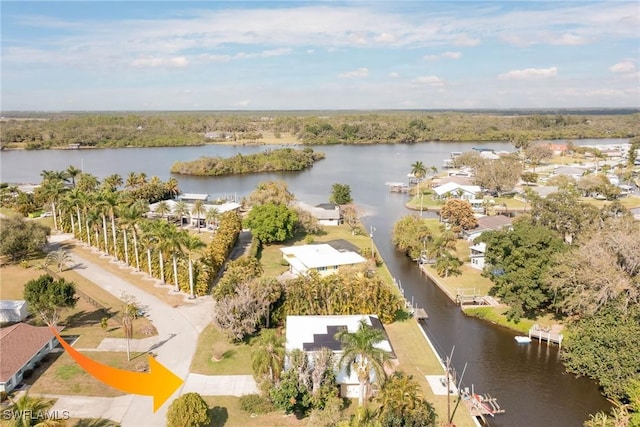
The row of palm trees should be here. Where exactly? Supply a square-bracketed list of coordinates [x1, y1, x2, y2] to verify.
[39, 170, 210, 298]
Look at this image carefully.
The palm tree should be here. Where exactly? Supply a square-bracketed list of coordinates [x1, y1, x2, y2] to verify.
[119, 205, 143, 270]
[151, 220, 172, 285]
[335, 318, 392, 406]
[182, 234, 206, 298]
[139, 221, 158, 277]
[101, 173, 123, 192]
[165, 177, 180, 199]
[173, 200, 189, 228]
[205, 206, 220, 230]
[377, 371, 436, 426]
[94, 194, 111, 254]
[165, 227, 187, 292]
[40, 178, 67, 230]
[87, 208, 101, 249]
[154, 200, 171, 218]
[102, 192, 121, 260]
[66, 188, 85, 241]
[410, 161, 427, 188]
[66, 165, 82, 188]
[251, 329, 285, 384]
[192, 200, 206, 233]
[45, 249, 72, 272]
[125, 172, 139, 189]
[8, 393, 62, 427]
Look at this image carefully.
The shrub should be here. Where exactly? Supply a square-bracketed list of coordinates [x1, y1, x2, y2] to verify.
[239, 394, 275, 414]
[166, 392, 211, 427]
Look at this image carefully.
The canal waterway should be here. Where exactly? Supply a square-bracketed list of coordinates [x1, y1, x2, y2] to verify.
[1, 139, 623, 426]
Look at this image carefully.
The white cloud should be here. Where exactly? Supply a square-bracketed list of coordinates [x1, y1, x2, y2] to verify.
[389, 72, 399, 78]
[551, 33, 587, 45]
[132, 56, 189, 68]
[451, 35, 480, 47]
[498, 67, 558, 80]
[339, 67, 369, 79]
[374, 32, 396, 43]
[609, 61, 636, 73]
[236, 100, 251, 107]
[424, 51, 461, 61]
[412, 75, 444, 86]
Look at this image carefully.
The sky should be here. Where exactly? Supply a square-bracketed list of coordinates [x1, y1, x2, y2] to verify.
[1, 1, 639, 111]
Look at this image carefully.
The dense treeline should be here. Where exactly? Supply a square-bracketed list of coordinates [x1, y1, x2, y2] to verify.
[1, 111, 638, 149]
[170, 148, 325, 176]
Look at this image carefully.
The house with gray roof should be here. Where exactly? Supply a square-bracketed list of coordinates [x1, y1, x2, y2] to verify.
[295, 201, 341, 226]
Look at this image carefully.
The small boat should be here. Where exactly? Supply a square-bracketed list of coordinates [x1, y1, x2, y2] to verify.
[514, 336, 531, 344]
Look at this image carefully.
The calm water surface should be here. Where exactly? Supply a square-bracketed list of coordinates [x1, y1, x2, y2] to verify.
[1, 139, 622, 426]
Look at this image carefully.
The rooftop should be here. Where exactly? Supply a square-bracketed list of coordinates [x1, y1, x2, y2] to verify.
[280, 244, 366, 270]
[0, 323, 63, 382]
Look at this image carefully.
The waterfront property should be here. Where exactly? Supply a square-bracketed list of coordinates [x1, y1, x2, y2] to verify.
[280, 243, 366, 277]
[433, 182, 482, 200]
[469, 242, 486, 271]
[285, 314, 395, 399]
[0, 323, 63, 393]
[464, 215, 513, 242]
[147, 197, 241, 228]
[295, 201, 342, 226]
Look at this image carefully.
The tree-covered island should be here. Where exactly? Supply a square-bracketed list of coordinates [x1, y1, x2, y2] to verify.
[170, 147, 325, 176]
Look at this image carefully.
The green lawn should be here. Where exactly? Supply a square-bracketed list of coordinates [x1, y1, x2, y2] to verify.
[189, 324, 255, 375]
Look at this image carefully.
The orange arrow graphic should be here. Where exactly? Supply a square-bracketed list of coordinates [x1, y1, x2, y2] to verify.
[50, 327, 183, 412]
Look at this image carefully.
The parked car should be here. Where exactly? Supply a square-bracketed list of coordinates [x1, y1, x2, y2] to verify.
[40, 211, 53, 217]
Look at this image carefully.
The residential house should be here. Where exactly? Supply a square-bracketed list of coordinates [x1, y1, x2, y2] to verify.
[469, 242, 487, 271]
[553, 166, 587, 180]
[0, 323, 63, 393]
[464, 215, 513, 242]
[0, 300, 28, 324]
[433, 182, 482, 200]
[148, 198, 241, 228]
[296, 202, 342, 226]
[280, 244, 366, 277]
[285, 315, 395, 399]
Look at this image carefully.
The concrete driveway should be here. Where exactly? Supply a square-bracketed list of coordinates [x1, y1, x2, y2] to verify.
[47, 234, 220, 426]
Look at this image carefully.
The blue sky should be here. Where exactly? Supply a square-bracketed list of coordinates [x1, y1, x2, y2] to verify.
[1, 1, 639, 111]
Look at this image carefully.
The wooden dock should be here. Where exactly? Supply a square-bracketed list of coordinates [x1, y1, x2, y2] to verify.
[529, 324, 564, 349]
[460, 388, 505, 423]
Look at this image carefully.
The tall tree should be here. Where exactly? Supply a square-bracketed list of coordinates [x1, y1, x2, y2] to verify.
[182, 234, 206, 298]
[251, 329, 286, 384]
[248, 180, 295, 206]
[329, 183, 353, 205]
[440, 199, 478, 232]
[66, 165, 82, 188]
[0, 216, 50, 262]
[24, 274, 77, 326]
[335, 319, 392, 406]
[173, 200, 189, 228]
[40, 178, 66, 230]
[244, 203, 298, 244]
[154, 200, 171, 218]
[392, 215, 432, 260]
[479, 220, 565, 321]
[192, 199, 206, 233]
[410, 161, 427, 197]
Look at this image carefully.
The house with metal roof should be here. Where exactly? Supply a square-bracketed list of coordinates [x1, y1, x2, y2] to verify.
[0, 323, 63, 393]
[280, 244, 366, 277]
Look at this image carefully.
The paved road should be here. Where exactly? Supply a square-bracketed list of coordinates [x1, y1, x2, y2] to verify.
[46, 234, 220, 426]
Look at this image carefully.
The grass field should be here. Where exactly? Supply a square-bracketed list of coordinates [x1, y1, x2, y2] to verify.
[189, 324, 254, 375]
[27, 350, 146, 396]
[0, 260, 156, 347]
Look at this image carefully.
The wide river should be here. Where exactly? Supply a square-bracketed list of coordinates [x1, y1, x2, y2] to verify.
[1, 139, 623, 426]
